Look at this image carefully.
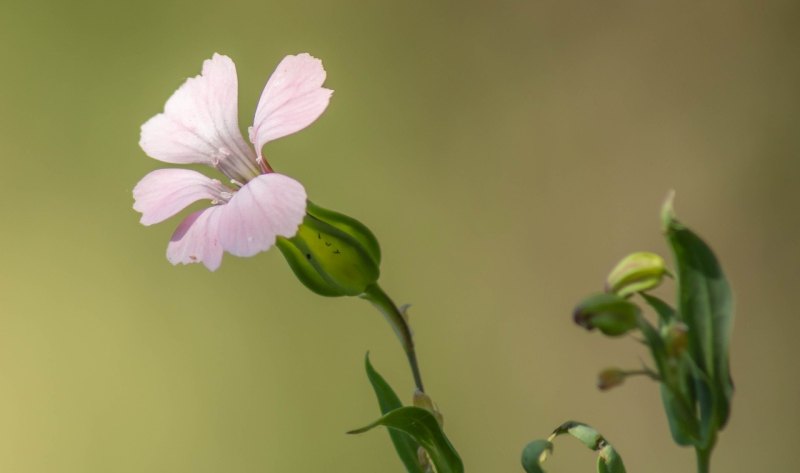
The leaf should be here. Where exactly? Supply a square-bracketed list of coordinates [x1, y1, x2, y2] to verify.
[635, 315, 700, 446]
[640, 293, 676, 327]
[521, 422, 626, 473]
[520, 439, 553, 473]
[364, 353, 423, 473]
[662, 194, 734, 439]
[349, 406, 464, 473]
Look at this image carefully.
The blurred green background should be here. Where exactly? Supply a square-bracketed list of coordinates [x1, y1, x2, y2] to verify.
[1, 0, 798, 471]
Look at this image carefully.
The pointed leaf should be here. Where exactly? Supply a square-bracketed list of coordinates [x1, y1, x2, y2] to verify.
[662, 194, 734, 435]
[364, 354, 423, 473]
[640, 293, 676, 327]
[349, 406, 463, 473]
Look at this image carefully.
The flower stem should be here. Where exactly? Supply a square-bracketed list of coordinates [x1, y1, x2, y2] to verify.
[360, 283, 425, 393]
[695, 445, 713, 473]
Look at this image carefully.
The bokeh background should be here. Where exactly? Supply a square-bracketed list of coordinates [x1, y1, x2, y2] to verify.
[1, 0, 798, 471]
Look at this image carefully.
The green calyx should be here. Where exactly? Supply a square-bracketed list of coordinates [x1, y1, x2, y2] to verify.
[277, 201, 381, 297]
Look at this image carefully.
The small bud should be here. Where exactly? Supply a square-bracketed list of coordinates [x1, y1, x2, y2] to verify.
[662, 321, 689, 358]
[573, 293, 641, 337]
[277, 201, 381, 297]
[413, 390, 444, 427]
[605, 252, 667, 297]
[597, 368, 627, 391]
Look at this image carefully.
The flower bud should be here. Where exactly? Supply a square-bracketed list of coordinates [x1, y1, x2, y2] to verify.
[597, 368, 627, 391]
[605, 252, 667, 298]
[662, 321, 689, 358]
[413, 389, 444, 427]
[277, 201, 381, 297]
[573, 293, 641, 337]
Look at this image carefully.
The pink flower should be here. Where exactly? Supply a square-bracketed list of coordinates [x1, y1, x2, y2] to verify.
[133, 53, 332, 270]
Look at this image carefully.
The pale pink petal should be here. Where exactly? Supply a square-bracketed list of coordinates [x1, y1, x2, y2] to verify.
[218, 173, 307, 257]
[140, 54, 258, 174]
[249, 53, 333, 156]
[167, 206, 224, 271]
[133, 168, 231, 226]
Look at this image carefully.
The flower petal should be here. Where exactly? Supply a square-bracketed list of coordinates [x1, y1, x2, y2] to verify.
[167, 206, 224, 271]
[140, 53, 258, 173]
[218, 173, 307, 257]
[249, 53, 333, 156]
[133, 168, 230, 226]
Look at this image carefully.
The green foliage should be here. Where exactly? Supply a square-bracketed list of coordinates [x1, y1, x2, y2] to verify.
[662, 194, 734, 445]
[364, 354, 423, 473]
[573, 193, 735, 468]
[521, 421, 626, 473]
[354, 355, 462, 473]
[349, 407, 463, 473]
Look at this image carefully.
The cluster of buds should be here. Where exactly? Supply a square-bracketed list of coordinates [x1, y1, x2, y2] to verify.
[571, 196, 735, 460]
[573, 251, 674, 389]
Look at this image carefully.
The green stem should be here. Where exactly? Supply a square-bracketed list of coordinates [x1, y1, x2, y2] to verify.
[695, 445, 713, 473]
[360, 283, 425, 393]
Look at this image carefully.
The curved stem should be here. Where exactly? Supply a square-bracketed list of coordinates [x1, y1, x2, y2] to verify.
[360, 283, 425, 393]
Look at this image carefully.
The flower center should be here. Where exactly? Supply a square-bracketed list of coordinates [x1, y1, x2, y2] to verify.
[212, 146, 260, 184]
[205, 179, 235, 205]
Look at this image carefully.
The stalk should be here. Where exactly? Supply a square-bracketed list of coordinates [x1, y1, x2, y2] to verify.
[360, 283, 425, 393]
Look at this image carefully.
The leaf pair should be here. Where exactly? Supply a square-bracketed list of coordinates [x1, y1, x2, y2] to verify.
[348, 354, 464, 473]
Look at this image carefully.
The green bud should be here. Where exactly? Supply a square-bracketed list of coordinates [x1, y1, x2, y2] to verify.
[662, 321, 689, 358]
[597, 368, 627, 391]
[277, 201, 381, 297]
[573, 293, 641, 337]
[605, 251, 667, 297]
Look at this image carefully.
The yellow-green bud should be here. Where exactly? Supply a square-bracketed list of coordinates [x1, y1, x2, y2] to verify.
[606, 251, 667, 297]
[277, 201, 381, 297]
[573, 293, 641, 337]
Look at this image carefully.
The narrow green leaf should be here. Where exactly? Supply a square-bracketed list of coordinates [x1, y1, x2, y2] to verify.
[349, 406, 464, 473]
[520, 439, 553, 473]
[640, 293, 676, 327]
[659, 383, 700, 446]
[364, 353, 423, 473]
[662, 194, 734, 435]
[521, 422, 626, 473]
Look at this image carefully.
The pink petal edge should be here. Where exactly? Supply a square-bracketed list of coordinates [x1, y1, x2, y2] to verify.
[249, 53, 333, 157]
[167, 206, 225, 271]
[133, 168, 230, 226]
[139, 53, 256, 168]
